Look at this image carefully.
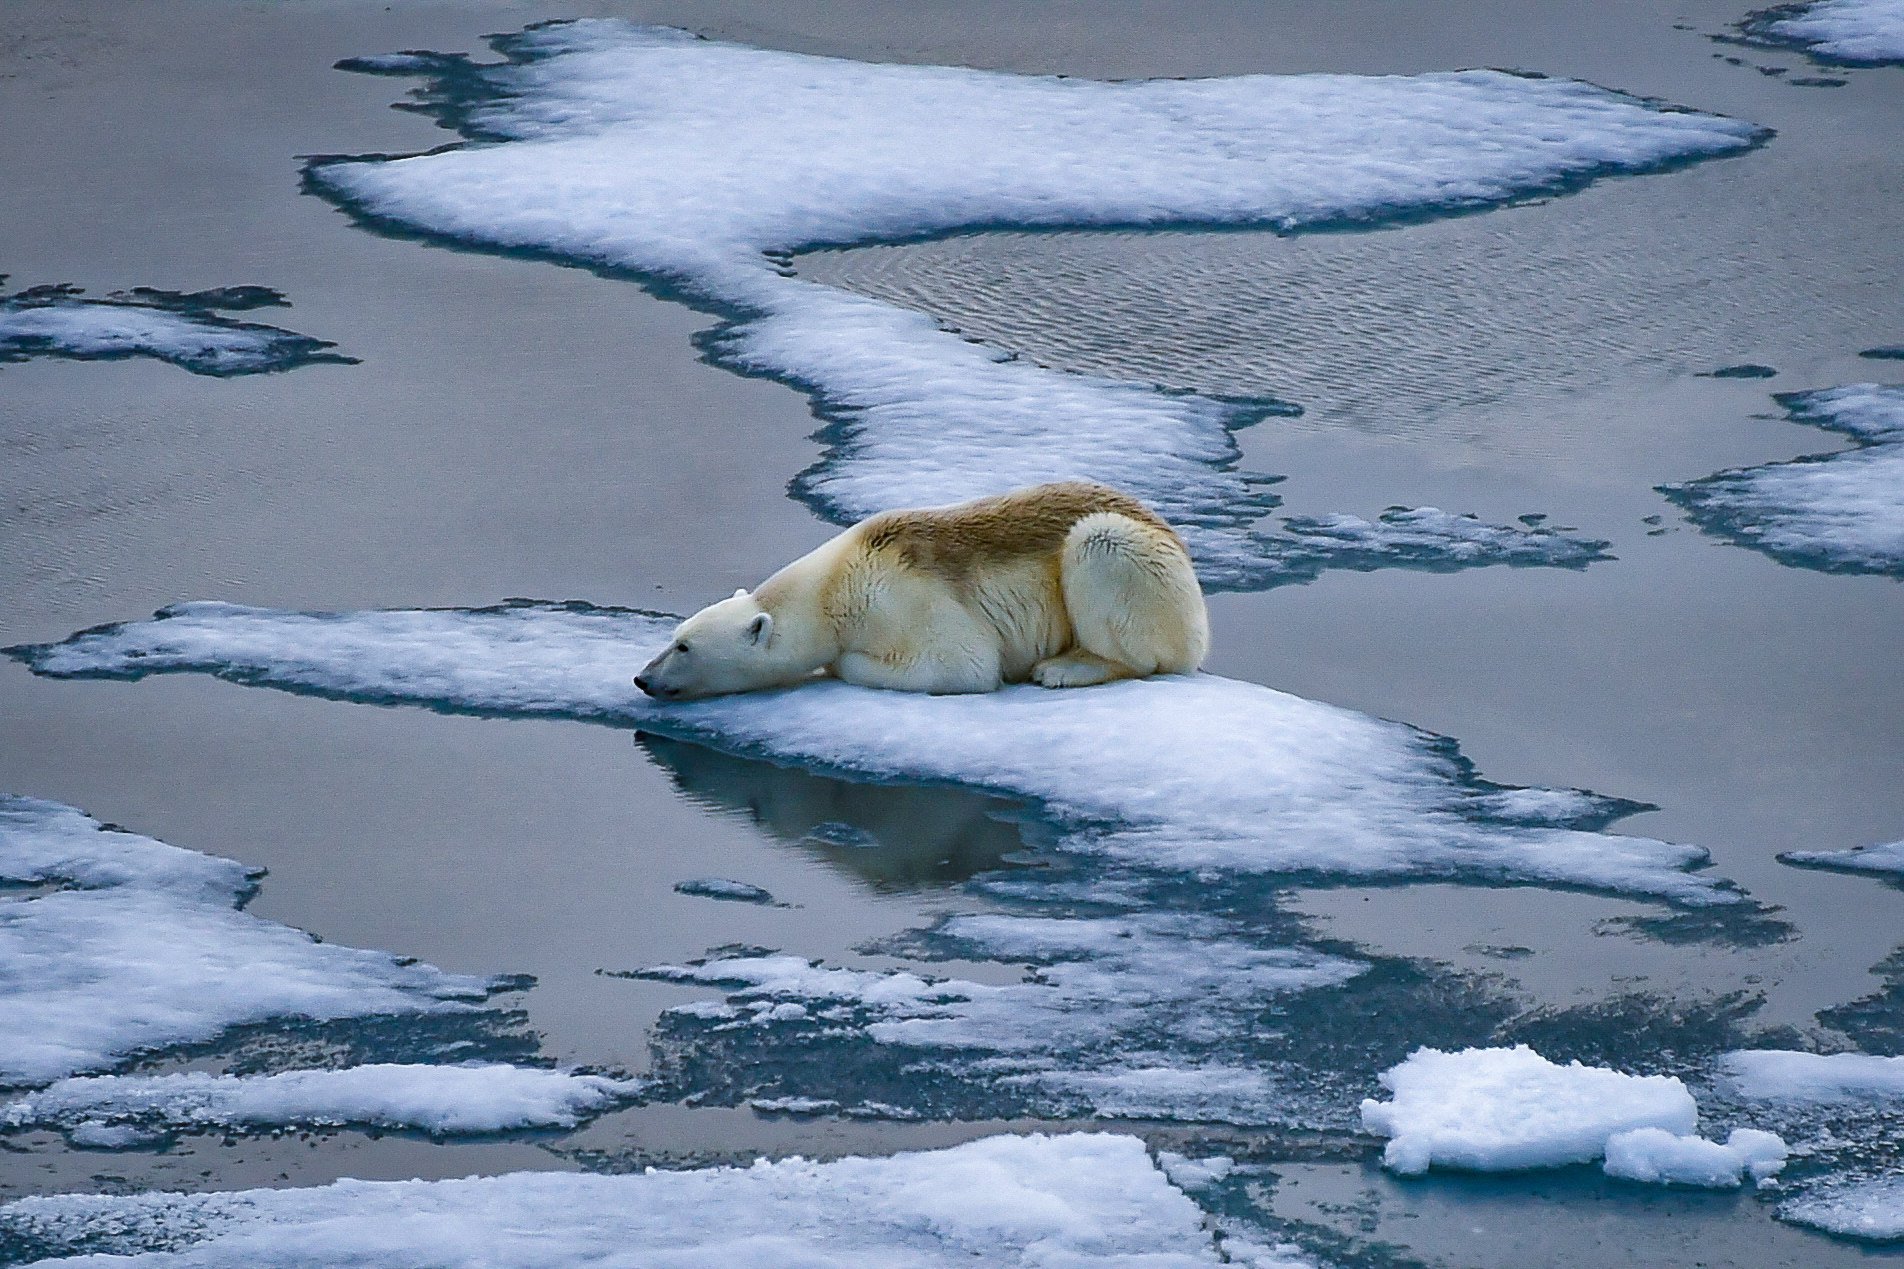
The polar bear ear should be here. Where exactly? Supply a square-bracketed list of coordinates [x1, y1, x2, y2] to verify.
[733, 588, 749, 599]
[746, 612, 772, 646]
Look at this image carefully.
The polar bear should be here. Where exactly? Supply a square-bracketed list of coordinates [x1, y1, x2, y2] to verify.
[635, 482, 1208, 700]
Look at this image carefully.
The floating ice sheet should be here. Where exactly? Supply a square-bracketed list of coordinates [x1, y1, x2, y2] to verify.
[0, 796, 508, 1086]
[0, 1064, 640, 1142]
[1721, 1050, 1904, 1101]
[310, 21, 1758, 588]
[0, 281, 354, 377]
[1780, 838, 1904, 883]
[7, 601, 1736, 906]
[0, 1132, 1224, 1266]
[1738, 0, 1904, 65]
[1661, 384, 1904, 576]
[1359, 1045, 1700, 1175]
[1782, 1176, 1904, 1242]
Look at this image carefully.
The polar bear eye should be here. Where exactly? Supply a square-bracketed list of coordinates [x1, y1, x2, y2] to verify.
[675, 641, 690, 654]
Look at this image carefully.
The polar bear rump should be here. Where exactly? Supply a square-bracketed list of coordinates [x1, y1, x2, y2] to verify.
[636, 482, 1209, 699]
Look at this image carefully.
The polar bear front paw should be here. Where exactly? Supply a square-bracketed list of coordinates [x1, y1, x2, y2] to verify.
[1032, 653, 1126, 689]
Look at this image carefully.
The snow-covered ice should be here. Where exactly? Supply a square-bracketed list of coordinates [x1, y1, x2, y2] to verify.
[1781, 1176, 1904, 1242]
[309, 21, 1759, 588]
[0, 796, 509, 1086]
[1359, 1045, 1700, 1175]
[7, 601, 1738, 905]
[0, 282, 354, 377]
[0, 1065, 641, 1141]
[1720, 1050, 1904, 1102]
[0, 1131, 1226, 1266]
[1780, 838, 1904, 882]
[1740, 0, 1904, 65]
[1601, 1126, 1788, 1188]
[1661, 384, 1904, 576]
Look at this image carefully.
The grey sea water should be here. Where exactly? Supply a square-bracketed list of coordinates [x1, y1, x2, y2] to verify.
[1, 0, 1901, 1264]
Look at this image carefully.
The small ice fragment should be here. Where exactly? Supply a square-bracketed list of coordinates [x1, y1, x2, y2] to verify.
[1601, 1126, 1787, 1188]
[1359, 1045, 1697, 1175]
[674, 877, 778, 904]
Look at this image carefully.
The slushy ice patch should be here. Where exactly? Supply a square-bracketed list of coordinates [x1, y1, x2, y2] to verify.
[7, 602, 1737, 904]
[0, 796, 512, 1086]
[1737, 0, 1904, 65]
[309, 21, 1760, 588]
[0, 1132, 1226, 1266]
[634, 914, 1367, 1125]
[1, 1065, 642, 1143]
[0, 280, 355, 377]
[1661, 384, 1904, 576]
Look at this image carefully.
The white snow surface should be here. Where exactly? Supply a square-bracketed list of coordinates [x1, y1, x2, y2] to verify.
[1782, 1176, 1904, 1242]
[0, 1132, 1226, 1266]
[1720, 1050, 1904, 1102]
[1359, 1045, 1699, 1175]
[1766, 0, 1904, 63]
[1666, 384, 1904, 574]
[1781, 838, 1904, 879]
[11, 601, 1736, 904]
[0, 796, 501, 1086]
[1601, 1126, 1787, 1188]
[0, 1065, 640, 1138]
[311, 22, 1758, 583]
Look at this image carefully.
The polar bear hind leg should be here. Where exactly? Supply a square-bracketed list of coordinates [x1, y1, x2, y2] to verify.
[1033, 511, 1209, 688]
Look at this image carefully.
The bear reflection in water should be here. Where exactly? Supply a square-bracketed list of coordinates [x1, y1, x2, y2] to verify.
[636, 734, 1031, 889]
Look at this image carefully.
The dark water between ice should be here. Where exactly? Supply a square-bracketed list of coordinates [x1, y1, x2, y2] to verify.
[1, 0, 1900, 1264]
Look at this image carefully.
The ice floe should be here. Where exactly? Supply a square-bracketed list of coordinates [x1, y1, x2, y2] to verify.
[1780, 838, 1904, 882]
[0, 795, 509, 1086]
[675, 877, 780, 904]
[1359, 1045, 1702, 1175]
[1720, 1049, 1904, 1101]
[311, 21, 1759, 588]
[0, 281, 354, 377]
[1601, 1126, 1788, 1188]
[1661, 384, 1904, 576]
[0, 1131, 1225, 1265]
[1739, 0, 1904, 65]
[1782, 1176, 1904, 1241]
[7, 601, 1737, 905]
[0, 1064, 640, 1142]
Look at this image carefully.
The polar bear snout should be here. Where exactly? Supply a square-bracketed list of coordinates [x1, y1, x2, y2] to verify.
[633, 672, 677, 700]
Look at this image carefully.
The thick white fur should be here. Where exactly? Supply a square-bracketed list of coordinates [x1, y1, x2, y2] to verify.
[636, 483, 1209, 699]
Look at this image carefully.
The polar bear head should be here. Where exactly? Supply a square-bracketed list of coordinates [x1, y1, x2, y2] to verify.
[635, 589, 780, 700]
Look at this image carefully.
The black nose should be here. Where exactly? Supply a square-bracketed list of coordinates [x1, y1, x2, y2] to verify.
[634, 675, 654, 696]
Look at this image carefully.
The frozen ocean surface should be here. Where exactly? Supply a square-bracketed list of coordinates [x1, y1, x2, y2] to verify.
[1739, 0, 1904, 65]
[305, 21, 1760, 588]
[1661, 383, 1904, 576]
[0, 797, 509, 1086]
[0, 1132, 1224, 1267]
[7, 601, 1738, 905]
[0, 283, 353, 377]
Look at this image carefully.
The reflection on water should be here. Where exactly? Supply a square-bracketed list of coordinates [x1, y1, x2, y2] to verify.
[635, 734, 1032, 890]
